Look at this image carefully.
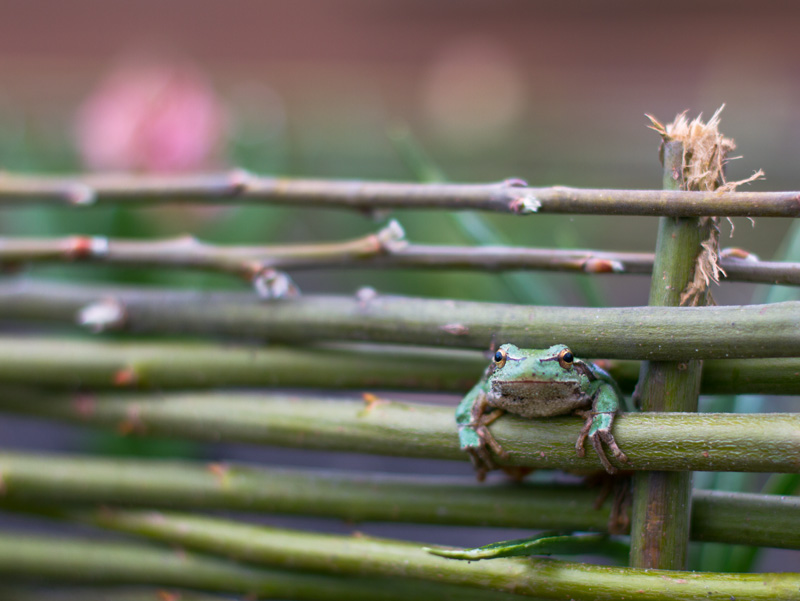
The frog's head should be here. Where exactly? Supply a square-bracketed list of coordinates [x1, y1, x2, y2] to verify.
[487, 343, 595, 407]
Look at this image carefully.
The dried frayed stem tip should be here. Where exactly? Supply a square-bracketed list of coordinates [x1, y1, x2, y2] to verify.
[648, 105, 765, 306]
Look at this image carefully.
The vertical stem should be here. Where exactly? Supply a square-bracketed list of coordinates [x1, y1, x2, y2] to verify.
[630, 141, 705, 569]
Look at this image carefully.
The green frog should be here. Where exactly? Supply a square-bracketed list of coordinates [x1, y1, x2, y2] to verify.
[456, 343, 629, 477]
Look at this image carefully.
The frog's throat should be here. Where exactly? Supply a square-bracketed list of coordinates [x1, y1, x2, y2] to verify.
[489, 378, 588, 400]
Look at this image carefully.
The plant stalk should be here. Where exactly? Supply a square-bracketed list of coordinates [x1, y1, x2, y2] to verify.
[0, 337, 482, 391]
[0, 337, 796, 395]
[0, 171, 794, 217]
[0, 391, 796, 472]
[0, 533, 517, 601]
[2, 234, 797, 284]
[68, 509, 800, 601]
[0, 589, 224, 601]
[630, 141, 704, 569]
[2, 281, 800, 359]
[0, 451, 797, 548]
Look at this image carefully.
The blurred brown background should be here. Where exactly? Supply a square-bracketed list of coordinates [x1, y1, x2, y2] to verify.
[0, 1, 796, 179]
[0, 0, 796, 306]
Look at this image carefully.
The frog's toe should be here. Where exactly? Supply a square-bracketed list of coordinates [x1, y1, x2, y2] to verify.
[600, 429, 629, 465]
[465, 445, 495, 481]
[589, 429, 629, 474]
[591, 434, 617, 474]
[476, 424, 509, 459]
[575, 415, 594, 458]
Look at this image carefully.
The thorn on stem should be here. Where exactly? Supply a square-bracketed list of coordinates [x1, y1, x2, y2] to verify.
[509, 190, 541, 214]
[207, 462, 231, 486]
[252, 268, 300, 299]
[112, 367, 140, 387]
[583, 258, 625, 273]
[76, 298, 127, 332]
[361, 392, 390, 413]
[67, 236, 109, 259]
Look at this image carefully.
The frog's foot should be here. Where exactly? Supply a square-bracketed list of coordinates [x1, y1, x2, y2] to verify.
[608, 476, 632, 534]
[585, 471, 632, 535]
[459, 410, 509, 481]
[575, 410, 628, 475]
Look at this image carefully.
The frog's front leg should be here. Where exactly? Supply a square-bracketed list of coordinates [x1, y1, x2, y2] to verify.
[575, 382, 628, 474]
[456, 381, 508, 480]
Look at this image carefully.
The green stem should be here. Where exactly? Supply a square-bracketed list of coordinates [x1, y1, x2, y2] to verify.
[0, 337, 482, 391]
[0, 589, 224, 601]
[631, 140, 702, 569]
[71, 509, 800, 601]
[0, 533, 515, 601]
[0, 171, 796, 217]
[0, 451, 797, 548]
[0, 391, 796, 472]
[0, 336, 795, 395]
[2, 281, 800, 359]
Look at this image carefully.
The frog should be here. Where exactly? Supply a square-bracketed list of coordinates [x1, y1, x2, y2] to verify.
[456, 343, 629, 478]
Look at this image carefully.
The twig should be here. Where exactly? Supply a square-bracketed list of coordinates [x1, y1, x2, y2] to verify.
[0, 337, 482, 391]
[0, 533, 507, 601]
[0, 232, 796, 285]
[0, 336, 796, 395]
[0, 231, 392, 279]
[0, 171, 795, 217]
[0, 451, 796, 549]
[74, 509, 800, 600]
[0, 589, 224, 601]
[0, 390, 795, 473]
[1, 281, 799, 360]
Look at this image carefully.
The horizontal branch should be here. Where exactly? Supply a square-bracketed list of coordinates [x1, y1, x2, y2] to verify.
[0, 588, 224, 601]
[0, 338, 481, 392]
[0, 232, 390, 279]
[0, 391, 796, 472]
[0, 533, 507, 601]
[79, 509, 800, 600]
[0, 171, 796, 217]
[2, 230, 797, 285]
[0, 452, 796, 548]
[0, 337, 797, 396]
[2, 281, 800, 359]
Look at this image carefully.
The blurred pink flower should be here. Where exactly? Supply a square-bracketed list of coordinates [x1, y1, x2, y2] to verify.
[76, 60, 227, 172]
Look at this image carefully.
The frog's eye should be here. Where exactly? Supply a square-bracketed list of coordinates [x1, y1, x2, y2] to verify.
[558, 348, 574, 369]
[494, 349, 508, 369]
